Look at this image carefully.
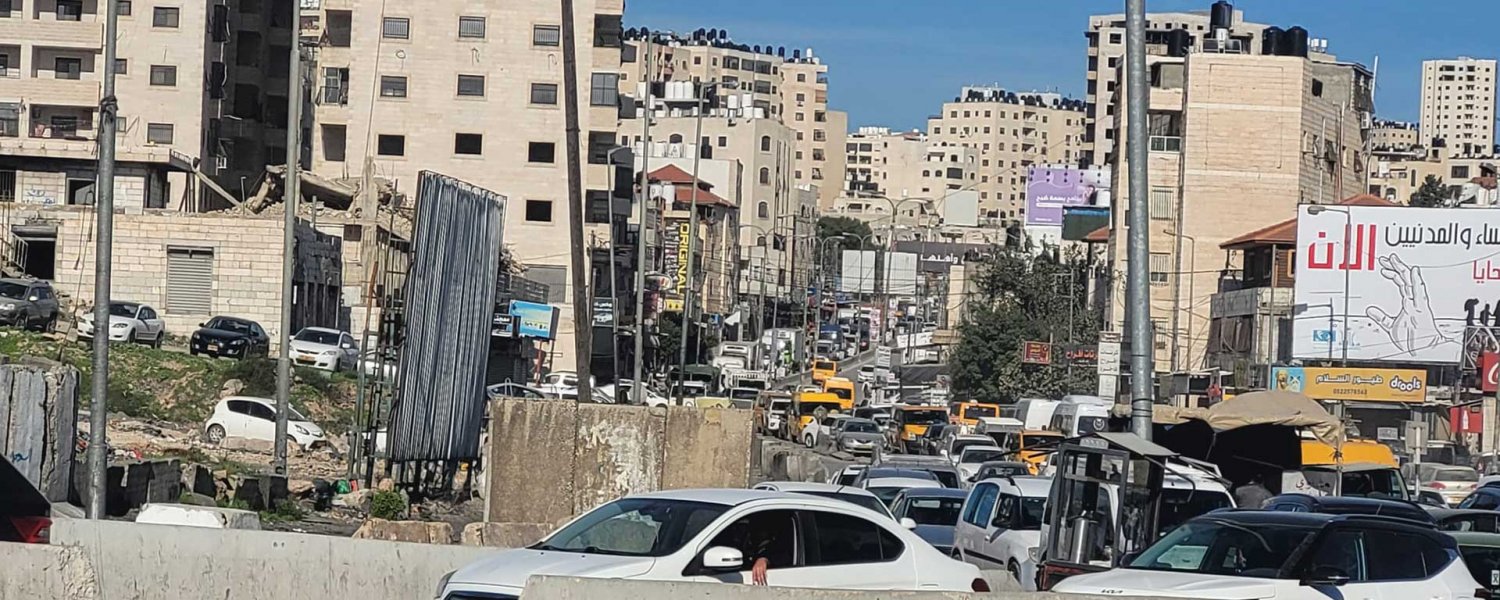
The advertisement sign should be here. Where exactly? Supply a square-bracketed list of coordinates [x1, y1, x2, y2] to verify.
[510, 300, 560, 340]
[1097, 331, 1121, 400]
[1292, 205, 1500, 363]
[1024, 165, 1110, 227]
[839, 249, 877, 294]
[592, 298, 614, 327]
[883, 252, 918, 295]
[1021, 341, 1052, 365]
[1484, 351, 1500, 393]
[890, 241, 991, 273]
[491, 312, 514, 338]
[660, 218, 690, 296]
[1268, 366, 1427, 403]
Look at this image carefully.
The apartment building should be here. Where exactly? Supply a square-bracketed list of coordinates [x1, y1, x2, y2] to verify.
[621, 31, 844, 210]
[1370, 120, 1421, 155]
[837, 127, 978, 237]
[304, 0, 625, 368]
[0, 0, 289, 214]
[925, 86, 1086, 225]
[1084, 6, 1268, 166]
[1100, 51, 1372, 378]
[1420, 57, 1497, 157]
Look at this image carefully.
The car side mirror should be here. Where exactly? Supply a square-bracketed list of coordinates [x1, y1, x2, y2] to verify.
[899, 517, 917, 530]
[199, 322, 206, 327]
[701, 546, 744, 571]
[27, 296, 37, 302]
[1300, 566, 1350, 587]
[1120, 550, 1142, 566]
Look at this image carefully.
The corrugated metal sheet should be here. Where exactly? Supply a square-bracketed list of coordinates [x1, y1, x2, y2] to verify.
[165, 246, 214, 315]
[387, 171, 506, 462]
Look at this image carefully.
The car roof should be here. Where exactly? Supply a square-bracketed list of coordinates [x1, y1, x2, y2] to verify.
[1192, 509, 1341, 527]
[1269, 494, 1433, 522]
[631, 488, 790, 506]
[863, 467, 939, 479]
[977, 475, 1053, 496]
[1429, 508, 1498, 520]
[755, 482, 878, 498]
[299, 326, 343, 334]
[1450, 531, 1500, 547]
[866, 477, 943, 489]
[897, 487, 969, 500]
[222, 395, 274, 405]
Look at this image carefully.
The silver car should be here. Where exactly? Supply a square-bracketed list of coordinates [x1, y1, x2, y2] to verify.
[834, 418, 886, 455]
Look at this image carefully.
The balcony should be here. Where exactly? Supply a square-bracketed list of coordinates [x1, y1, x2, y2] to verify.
[0, 18, 101, 50]
[9, 76, 98, 107]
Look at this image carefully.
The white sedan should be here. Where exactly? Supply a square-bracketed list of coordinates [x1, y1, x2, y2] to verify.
[288, 327, 358, 372]
[203, 396, 327, 450]
[436, 489, 988, 597]
[78, 301, 165, 347]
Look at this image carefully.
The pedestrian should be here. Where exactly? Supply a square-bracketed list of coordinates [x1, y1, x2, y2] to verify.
[1233, 472, 1274, 509]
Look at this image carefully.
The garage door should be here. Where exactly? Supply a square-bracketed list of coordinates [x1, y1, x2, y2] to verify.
[166, 246, 214, 315]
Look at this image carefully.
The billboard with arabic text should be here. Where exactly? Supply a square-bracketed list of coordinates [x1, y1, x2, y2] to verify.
[1269, 366, 1427, 403]
[1025, 165, 1110, 227]
[1292, 205, 1500, 363]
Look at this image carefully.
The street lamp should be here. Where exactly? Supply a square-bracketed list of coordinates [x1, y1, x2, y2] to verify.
[1161, 228, 1197, 390]
[738, 223, 773, 340]
[1305, 203, 1351, 496]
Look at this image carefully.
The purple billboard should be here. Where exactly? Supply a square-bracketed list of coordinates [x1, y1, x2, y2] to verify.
[1025, 165, 1110, 227]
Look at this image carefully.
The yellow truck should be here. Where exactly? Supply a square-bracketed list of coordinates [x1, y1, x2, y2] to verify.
[889, 405, 950, 453]
[811, 359, 838, 385]
[789, 392, 850, 443]
[822, 377, 856, 404]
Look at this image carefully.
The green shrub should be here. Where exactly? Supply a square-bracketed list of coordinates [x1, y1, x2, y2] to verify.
[369, 489, 406, 520]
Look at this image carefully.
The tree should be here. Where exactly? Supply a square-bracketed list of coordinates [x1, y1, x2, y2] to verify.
[949, 246, 1099, 404]
[815, 216, 875, 248]
[1409, 174, 1451, 208]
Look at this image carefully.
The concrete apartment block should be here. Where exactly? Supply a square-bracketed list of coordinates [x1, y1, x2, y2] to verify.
[1420, 57, 1497, 157]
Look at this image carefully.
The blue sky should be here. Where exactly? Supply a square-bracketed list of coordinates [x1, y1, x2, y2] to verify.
[626, 0, 1493, 131]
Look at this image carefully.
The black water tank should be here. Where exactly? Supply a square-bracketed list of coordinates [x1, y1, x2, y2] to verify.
[1286, 26, 1309, 57]
[1210, 1, 1234, 31]
[1167, 28, 1191, 57]
[1261, 26, 1283, 55]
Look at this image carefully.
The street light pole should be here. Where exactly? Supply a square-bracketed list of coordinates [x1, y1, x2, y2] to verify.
[87, 0, 121, 519]
[1306, 204, 1352, 496]
[273, 32, 305, 476]
[630, 39, 654, 406]
[676, 82, 715, 398]
[1124, 0, 1155, 438]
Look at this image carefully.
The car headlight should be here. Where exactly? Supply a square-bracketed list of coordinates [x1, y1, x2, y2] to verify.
[1028, 546, 1042, 563]
[321, 349, 339, 356]
[0, 303, 14, 311]
[294, 425, 309, 435]
[229, 338, 246, 345]
[435, 570, 456, 598]
[111, 322, 129, 329]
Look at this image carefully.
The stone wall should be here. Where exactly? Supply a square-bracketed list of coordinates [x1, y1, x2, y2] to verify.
[0, 362, 79, 502]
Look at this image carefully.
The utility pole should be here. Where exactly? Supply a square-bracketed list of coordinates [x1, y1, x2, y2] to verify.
[87, 0, 120, 520]
[560, 0, 593, 403]
[274, 35, 304, 475]
[677, 82, 711, 397]
[631, 37, 653, 405]
[1125, 0, 1156, 439]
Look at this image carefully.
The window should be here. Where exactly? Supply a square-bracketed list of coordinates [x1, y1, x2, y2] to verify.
[1108, 32, 1122, 44]
[760, 136, 771, 152]
[963, 484, 1000, 527]
[0, 106, 16, 138]
[758, 167, 770, 185]
[533, 24, 560, 46]
[1311, 79, 1323, 97]
[0, 170, 14, 201]
[114, 58, 127, 75]
[590, 73, 619, 107]
[1149, 188, 1174, 220]
[587, 131, 613, 164]
[530, 82, 558, 105]
[166, 246, 214, 315]
[56, 0, 82, 20]
[376, 134, 405, 156]
[321, 124, 346, 162]
[707, 510, 798, 572]
[528, 142, 556, 164]
[1148, 111, 1183, 152]
[117, 0, 132, 15]
[525, 199, 553, 222]
[586, 190, 611, 224]
[379, 75, 407, 98]
[457, 74, 485, 97]
[152, 6, 179, 27]
[381, 17, 409, 39]
[454, 133, 483, 155]
[757, 202, 769, 219]
[55, 57, 82, 80]
[149, 65, 177, 86]
[593, 14, 622, 48]
[1150, 252, 1171, 285]
[146, 123, 173, 144]
[717, 136, 727, 147]
[527, 264, 568, 302]
[458, 16, 485, 39]
[1453, 165, 1471, 179]
[802, 511, 902, 565]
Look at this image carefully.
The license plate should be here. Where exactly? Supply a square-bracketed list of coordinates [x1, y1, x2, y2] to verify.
[296, 357, 314, 365]
[207, 344, 219, 352]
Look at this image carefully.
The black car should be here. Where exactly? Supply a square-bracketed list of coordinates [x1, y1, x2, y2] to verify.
[1430, 508, 1500, 533]
[189, 316, 269, 359]
[1262, 493, 1435, 524]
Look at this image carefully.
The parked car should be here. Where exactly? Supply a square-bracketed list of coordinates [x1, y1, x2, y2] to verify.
[189, 316, 269, 359]
[203, 396, 327, 450]
[288, 327, 358, 372]
[1263, 493, 1435, 524]
[953, 475, 1050, 590]
[750, 481, 893, 520]
[484, 382, 548, 400]
[78, 301, 165, 347]
[0, 278, 58, 331]
[831, 417, 885, 455]
[435, 489, 989, 596]
[539, 371, 589, 399]
[596, 380, 670, 407]
[1416, 464, 1481, 506]
[889, 487, 968, 556]
[1053, 510, 1481, 599]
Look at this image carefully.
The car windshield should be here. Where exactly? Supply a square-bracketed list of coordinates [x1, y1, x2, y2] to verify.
[903, 497, 964, 526]
[1459, 545, 1500, 587]
[729, 389, 759, 400]
[209, 318, 253, 334]
[1422, 465, 1478, 482]
[903, 410, 948, 425]
[1303, 468, 1408, 500]
[843, 420, 879, 434]
[533, 498, 728, 557]
[1159, 489, 1236, 533]
[1127, 519, 1316, 578]
[1077, 416, 1108, 435]
[868, 485, 912, 506]
[962, 405, 997, 419]
[0, 282, 28, 299]
[294, 329, 341, 345]
[829, 387, 853, 401]
[799, 491, 890, 517]
[1016, 497, 1046, 530]
[961, 448, 1007, 464]
[814, 361, 835, 371]
[109, 302, 138, 318]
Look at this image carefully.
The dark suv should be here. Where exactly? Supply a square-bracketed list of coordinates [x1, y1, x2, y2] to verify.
[0, 278, 59, 331]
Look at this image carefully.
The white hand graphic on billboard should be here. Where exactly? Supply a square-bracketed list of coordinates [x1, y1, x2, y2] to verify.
[1364, 255, 1450, 354]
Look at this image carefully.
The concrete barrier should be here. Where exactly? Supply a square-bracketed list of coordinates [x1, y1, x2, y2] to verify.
[521, 575, 1164, 599]
[0, 543, 97, 600]
[50, 518, 494, 599]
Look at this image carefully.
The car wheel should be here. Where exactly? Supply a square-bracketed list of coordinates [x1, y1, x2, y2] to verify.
[152, 331, 164, 349]
[1009, 560, 1022, 586]
[43, 315, 56, 333]
[206, 424, 226, 444]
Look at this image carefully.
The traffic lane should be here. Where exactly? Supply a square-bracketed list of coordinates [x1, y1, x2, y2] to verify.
[770, 348, 877, 388]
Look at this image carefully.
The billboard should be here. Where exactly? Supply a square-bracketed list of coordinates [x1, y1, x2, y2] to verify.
[1292, 205, 1490, 363]
[511, 300, 560, 340]
[1025, 165, 1110, 227]
[1269, 366, 1427, 403]
[883, 252, 918, 295]
[839, 249, 877, 294]
[661, 217, 690, 296]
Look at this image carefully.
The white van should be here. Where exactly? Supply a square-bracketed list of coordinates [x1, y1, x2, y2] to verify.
[1013, 398, 1059, 431]
[1048, 402, 1110, 437]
